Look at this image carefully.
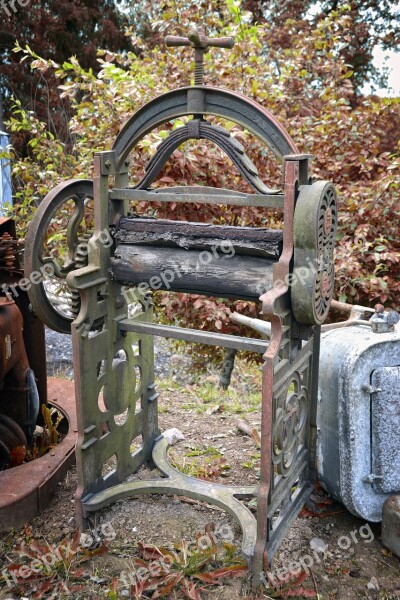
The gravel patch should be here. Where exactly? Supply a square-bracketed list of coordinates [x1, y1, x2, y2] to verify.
[45, 328, 186, 381]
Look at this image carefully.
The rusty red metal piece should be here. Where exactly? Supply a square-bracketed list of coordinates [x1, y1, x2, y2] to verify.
[0, 378, 77, 532]
[254, 157, 305, 574]
[0, 217, 47, 410]
[0, 297, 33, 432]
[0, 218, 76, 530]
[0, 217, 20, 271]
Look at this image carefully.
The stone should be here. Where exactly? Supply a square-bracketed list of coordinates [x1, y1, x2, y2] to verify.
[382, 495, 400, 558]
[366, 576, 379, 591]
[163, 428, 185, 445]
[310, 537, 327, 553]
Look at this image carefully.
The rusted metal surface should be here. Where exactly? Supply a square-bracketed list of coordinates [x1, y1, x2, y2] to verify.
[0, 217, 48, 414]
[370, 307, 400, 333]
[0, 232, 20, 270]
[0, 378, 77, 532]
[291, 180, 337, 324]
[0, 217, 20, 270]
[15, 289, 48, 411]
[0, 297, 39, 444]
[0, 277, 48, 410]
[119, 319, 268, 353]
[330, 298, 354, 313]
[134, 118, 281, 194]
[0, 219, 72, 526]
[0, 218, 47, 424]
[250, 155, 338, 577]
[254, 155, 295, 573]
[0, 414, 27, 469]
[111, 87, 298, 170]
[323, 302, 397, 333]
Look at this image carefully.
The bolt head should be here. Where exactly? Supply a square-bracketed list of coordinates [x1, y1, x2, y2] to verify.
[115, 296, 125, 309]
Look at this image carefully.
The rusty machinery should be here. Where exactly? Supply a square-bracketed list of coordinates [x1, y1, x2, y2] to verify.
[24, 28, 337, 583]
[0, 218, 42, 468]
[0, 218, 78, 531]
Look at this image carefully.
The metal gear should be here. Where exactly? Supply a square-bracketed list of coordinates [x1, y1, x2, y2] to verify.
[291, 181, 337, 325]
[70, 232, 92, 318]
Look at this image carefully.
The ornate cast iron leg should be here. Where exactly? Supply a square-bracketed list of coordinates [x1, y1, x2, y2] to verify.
[68, 153, 159, 529]
[254, 157, 314, 582]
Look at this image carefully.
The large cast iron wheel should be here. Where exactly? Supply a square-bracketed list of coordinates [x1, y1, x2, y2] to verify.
[24, 179, 94, 334]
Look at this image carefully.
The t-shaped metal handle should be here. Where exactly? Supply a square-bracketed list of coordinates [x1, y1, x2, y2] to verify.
[165, 27, 235, 85]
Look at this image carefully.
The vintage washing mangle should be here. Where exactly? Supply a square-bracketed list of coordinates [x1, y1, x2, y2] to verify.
[24, 27, 337, 583]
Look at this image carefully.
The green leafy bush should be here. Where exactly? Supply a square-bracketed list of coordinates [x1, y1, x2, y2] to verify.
[4, 1, 399, 358]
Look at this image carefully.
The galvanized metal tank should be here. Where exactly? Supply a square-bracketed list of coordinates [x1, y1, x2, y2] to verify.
[317, 319, 400, 522]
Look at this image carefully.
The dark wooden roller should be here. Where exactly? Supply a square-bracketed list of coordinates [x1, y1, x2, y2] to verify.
[116, 217, 283, 258]
[112, 217, 280, 299]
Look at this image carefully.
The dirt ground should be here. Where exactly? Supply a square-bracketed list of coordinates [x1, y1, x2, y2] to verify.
[1, 350, 400, 599]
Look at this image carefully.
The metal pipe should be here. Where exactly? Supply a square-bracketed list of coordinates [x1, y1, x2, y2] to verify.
[330, 299, 375, 318]
[321, 319, 371, 332]
[118, 318, 268, 353]
[229, 312, 271, 338]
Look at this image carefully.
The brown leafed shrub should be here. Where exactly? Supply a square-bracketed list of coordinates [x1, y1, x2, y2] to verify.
[4, 1, 399, 368]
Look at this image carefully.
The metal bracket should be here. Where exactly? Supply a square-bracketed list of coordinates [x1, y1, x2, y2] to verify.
[99, 151, 129, 175]
[83, 435, 258, 559]
[363, 474, 384, 484]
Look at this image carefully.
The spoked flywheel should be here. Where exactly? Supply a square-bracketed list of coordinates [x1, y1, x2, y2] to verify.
[24, 179, 94, 334]
[291, 181, 337, 325]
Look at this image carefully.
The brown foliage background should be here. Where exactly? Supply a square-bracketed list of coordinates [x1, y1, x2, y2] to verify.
[4, 0, 400, 355]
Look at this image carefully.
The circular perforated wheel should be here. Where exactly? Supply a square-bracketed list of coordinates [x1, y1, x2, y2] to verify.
[24, 179, 94, 334]
[291, 181, 337, 325]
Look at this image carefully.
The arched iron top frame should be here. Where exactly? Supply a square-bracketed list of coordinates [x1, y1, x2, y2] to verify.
[112, 86, 298, 172]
